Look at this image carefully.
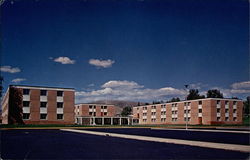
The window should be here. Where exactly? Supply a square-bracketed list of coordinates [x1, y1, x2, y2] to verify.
[93, 105, 96, 109]
[57, 114, 63, 120]
[57, 102, 63, 108]
[94, 112, 96, 116]
[23, 89, 30, 95]
[104, 106, 107, 109]
[152, 112, 156, 115]
[23, 113, 30, 120]
[143, 119, 147, 122]
[151, 118, 156, 122]
[40, 102, 47, 108]
[188, 117, 191, 121]
[143, 113, 147, 116]
[198, 101, 202, 105]
[40, 114, 47, 120]
[233, 117, 237, 121]
[23, 101, 30, 107]
[233, 109, 237, 113]
[225, 101, 229, 105]
[225, 109, 229, 113]
[40, 90, 47, 96]
[57, 91, 63, 97]
[217, 100, 220, 105]
[198, 109, 202, 113]
[233, 101, 237, 105]
[89, 105, 92, 109]
[161, 118, 166, 122]
[188, 102, 191, 106]
[104, 112, 107, 116]
[217, 117, 221, 121]
[225, 117, 229, 121]
[217, 108, 220, 113]
[89, 112, 92, 115]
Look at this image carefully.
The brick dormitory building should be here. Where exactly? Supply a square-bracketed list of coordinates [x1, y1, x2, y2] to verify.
[75, 103, 131, 125]
[132, 98, 243, 125]
[1, 85, 75, 125]
[1, 85, 244, 126]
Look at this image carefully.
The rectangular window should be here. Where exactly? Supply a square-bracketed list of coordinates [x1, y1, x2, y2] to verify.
[40, 90, 47, 96]
[23, 89, 30, 95]
[217, 108, 220, 113]
[198, 109, 202, 113]
[104, 106, 107, 109]
[225, 109, 229, 113]
[40, 114, 47, 120]
[217, 100, 220, 104]
[233, 109, 237, 113]
[89, 112, 92, 115]
[23, 101, 30, 107]
[40, 102, 47, 108]
[198, 101, 202, 105]
[57, 114, 63, 120]
[94, 112, 96, 116]
[57, 91, 63, 97]
[89, 105, 92, 109]
[104, 112, 107, 116]
[217, 117, 221, 121]
[233, 101, 237, 105]
[57, 102, 63, 108]
[225, 117, 229, 121]
[23, 113, 30, 120]
[225, 101, 229, 105]
[233, 117, 237, 121]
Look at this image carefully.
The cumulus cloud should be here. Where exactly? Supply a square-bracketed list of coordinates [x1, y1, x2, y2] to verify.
[75, 80, 186, 103]
[89, 59, 115, 68]
[0, 66, 21, 73]
[11, 78, 26, 83]
[231, 81, 250, 90]
[102, 80, 143, 89]
[53, 57, 75, 64]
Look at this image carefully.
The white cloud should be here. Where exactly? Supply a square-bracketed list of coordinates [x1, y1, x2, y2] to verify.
[89, 59, 115, 68]
[88, 83, 95, 87]
[75, 80, 186, 103]
[53, 57, 75, 64]
[102, 80, 143, 89]
[0, 66, 21, 73]
[231, 81, 250, 90]
[11, 78, 26, 83]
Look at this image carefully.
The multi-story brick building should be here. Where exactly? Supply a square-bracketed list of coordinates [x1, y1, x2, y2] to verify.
[1, 85, 75, 125]
[75, 103, 130, 125]
[133, 98, 243, 125]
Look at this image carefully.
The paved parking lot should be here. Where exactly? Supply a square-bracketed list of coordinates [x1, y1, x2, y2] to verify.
[1, 129, 249, 159]
[83, 128, 250, 145]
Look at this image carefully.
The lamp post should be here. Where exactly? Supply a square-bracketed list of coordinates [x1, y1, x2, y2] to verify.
[184, 84, 189, 130]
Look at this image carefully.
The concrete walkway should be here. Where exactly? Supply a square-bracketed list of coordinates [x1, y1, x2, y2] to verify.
[151, 128, 250, 134]
[61, 129, 250, 153]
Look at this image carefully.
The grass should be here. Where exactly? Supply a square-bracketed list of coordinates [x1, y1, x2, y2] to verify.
[1, 116, 249, 129]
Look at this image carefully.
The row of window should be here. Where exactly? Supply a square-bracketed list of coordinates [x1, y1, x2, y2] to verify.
[217, 117, 237, 121]
[23, 89, 64, 97]
[23, 113, 63, 120]
[217, 109, 237, 113]
[217, 100, 237, 105]
[89, 112, 108, 116]
[23, 101, 64, 108]
[89, 106, 108, 109]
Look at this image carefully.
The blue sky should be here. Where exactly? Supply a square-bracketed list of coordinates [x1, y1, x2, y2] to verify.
[1, 0, 249, 103]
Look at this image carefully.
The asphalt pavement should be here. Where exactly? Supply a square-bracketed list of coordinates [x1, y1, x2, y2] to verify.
[82, 128, 250, 145]
[1, 129, 249, 159]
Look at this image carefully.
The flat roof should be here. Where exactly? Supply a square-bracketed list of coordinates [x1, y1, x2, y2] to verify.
[134, 98, 242, 108]
[9, 85, 75, 91]
[75, 103, 115, 106]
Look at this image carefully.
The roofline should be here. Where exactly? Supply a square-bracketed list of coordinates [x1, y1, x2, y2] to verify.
[9, 85, 75, 91]
[75, 103, 115, 106]
[134, 98, 243, 108]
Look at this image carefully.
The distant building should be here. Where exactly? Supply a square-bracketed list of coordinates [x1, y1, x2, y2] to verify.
[75, 103, 130, 125]
[133, 98, 243, 125]
[1, 85, 75, 125]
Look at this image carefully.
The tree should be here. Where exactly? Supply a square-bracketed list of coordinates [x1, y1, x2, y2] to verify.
[170, 97, 180, 102]
[187, 89, 205, 100]
[121, 106, 132, 116]
[206, 89, 223, 98]
[243, 96, 250, 116]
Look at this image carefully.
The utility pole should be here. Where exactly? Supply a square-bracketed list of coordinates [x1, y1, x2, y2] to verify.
[184, 84, 189, 130]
